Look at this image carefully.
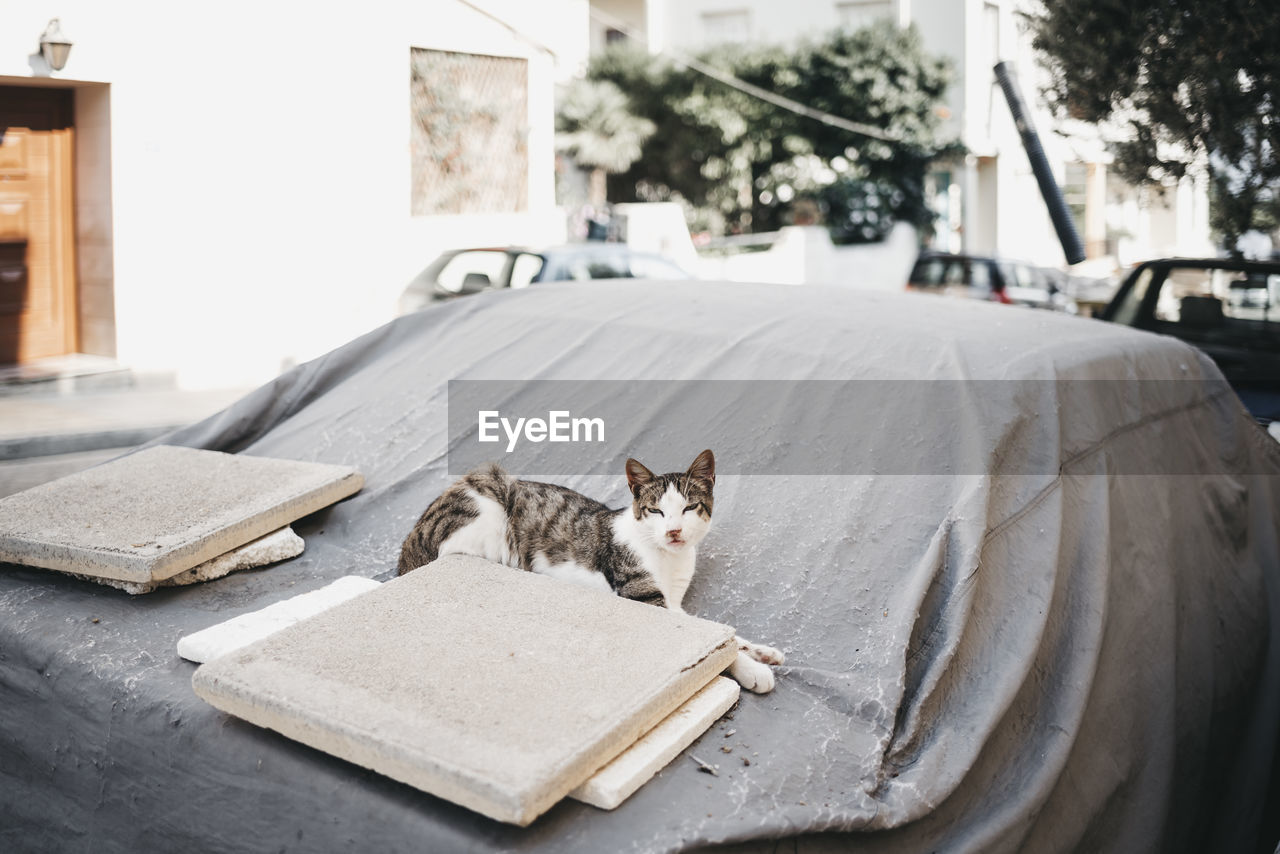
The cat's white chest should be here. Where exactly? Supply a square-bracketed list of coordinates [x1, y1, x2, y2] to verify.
[611, 513, 698, 610]
[652, 549, 696, 612]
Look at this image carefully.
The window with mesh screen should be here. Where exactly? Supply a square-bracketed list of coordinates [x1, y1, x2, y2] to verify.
[701, 10, 750, 43]
[410, 48, 529, 215]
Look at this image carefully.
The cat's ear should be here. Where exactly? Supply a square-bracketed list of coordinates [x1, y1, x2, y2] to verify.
[625, 458, 655, 494]
[687, 449, 715, 485]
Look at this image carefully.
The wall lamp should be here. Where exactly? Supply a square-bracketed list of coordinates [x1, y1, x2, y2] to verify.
[39, 18, 73, 72]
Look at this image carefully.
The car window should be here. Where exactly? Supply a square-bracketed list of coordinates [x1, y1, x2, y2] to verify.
[629, 255, 687, 280]
[1215, 271, 1279, 330]
[563, 256, 593, 281]
[969, 261, 991, 289]
[1154, 268, 1215, 322]
[1152, 267, 1280, 331]
[1012, 264, 1039, 288]
[1224, 272, 1280, 314]
[1110, 267, 1155, 325]
[943, 261, 966, 285]
[912, 258, 946, 286]
[435, 251, 510, 292]
[509, 253, 543, 289]
[565, 252, 632, 280]
[590, 254, 632, 279]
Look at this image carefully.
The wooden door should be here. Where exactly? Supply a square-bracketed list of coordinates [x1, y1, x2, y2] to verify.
[0, 86, 77, 363]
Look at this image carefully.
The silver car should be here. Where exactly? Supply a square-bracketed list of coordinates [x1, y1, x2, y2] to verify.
[398, 243, 691, 313]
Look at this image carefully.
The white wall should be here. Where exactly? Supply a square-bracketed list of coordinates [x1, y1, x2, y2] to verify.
[660, 0, 902, 48]
[695, 223, 918, 289]
[614, 202, 700, 271]
[590, 0, 648, 54]
[0, 1, 586, 388]
[911, 0, 965, 145]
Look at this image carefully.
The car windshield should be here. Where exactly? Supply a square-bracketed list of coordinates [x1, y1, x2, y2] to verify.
[1110, 267, 1155, 326]
[435, 250, 511, 293]
[509, 253, 544, 289]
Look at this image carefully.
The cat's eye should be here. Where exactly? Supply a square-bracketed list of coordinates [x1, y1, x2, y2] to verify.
[684, 504, 699, 513]
[647, 507, 663, 516]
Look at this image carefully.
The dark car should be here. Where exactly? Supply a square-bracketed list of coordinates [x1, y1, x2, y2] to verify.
[906, 251, 1079, 313]
[398, 243, 690, 313]
[1101, 256, 1280, 425]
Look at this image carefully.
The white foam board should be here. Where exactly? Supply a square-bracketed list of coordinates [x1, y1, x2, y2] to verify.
[570, 676, 740, 809]
[177, 574, 382, 663]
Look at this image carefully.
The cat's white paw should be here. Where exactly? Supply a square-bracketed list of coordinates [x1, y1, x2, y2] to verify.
[729, 651, 775, 694]
[747, 643, 784, 666]
[737, 636, 785, 666]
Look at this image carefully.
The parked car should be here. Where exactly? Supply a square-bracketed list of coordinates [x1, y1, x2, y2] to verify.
[1100, 256, 1280, 424]
[398, 243, 691, 313]
[906, 250, 1079, 313]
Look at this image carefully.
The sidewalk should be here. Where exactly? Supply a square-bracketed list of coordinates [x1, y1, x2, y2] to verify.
[0, 362, 252, 498]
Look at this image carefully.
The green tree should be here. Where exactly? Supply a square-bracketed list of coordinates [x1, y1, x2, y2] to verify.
[1025, 0, 1280, 250]
[588, 21, 955, 242]
[555, 78, 656, 207]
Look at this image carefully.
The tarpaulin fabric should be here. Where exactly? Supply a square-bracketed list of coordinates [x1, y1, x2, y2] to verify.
[2, 280, 1278, 854]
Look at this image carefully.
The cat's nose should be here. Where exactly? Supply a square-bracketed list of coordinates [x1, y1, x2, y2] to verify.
[666, 528, 682, 538]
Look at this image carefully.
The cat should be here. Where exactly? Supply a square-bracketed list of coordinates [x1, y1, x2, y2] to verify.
[397, 449, 784, 693]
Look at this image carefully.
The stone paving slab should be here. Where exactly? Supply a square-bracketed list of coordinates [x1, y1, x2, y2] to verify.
[0, 447, 127, 499]
[86, 526, 308, 596]
[0, 445, 363, 586]
[191, 554, 738, 826]
[180, 578, 735, 808]
[570, 675, 740, 810]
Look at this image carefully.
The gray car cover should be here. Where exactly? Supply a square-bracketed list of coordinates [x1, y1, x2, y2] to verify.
[2, 280, 1279, 853]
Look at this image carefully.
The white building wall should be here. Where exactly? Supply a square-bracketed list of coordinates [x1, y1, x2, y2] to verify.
[590, 0, 649, 54]
[911, 0, 965, 144]
[0, 1, 587, 388]
[661, 0, 892, 48]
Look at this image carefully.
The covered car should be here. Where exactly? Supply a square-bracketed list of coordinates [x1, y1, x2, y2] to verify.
[1, 281, 1278, 853]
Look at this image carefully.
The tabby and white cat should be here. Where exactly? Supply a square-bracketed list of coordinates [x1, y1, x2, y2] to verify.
[397, 449, 783, 693]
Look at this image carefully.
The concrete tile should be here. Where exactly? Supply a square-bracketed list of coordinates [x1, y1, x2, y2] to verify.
[88, 526, 308, 596]
[191, 554, 737, 826]
[0, 445, 363, 586]
[571, 676, 740, 810]
[0, 446, 128, 499]
[178, 574, 382, 663]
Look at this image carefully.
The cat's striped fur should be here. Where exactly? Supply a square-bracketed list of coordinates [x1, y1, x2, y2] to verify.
[397, 462, 691, 605]
[397, 450, 783, 692]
